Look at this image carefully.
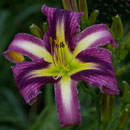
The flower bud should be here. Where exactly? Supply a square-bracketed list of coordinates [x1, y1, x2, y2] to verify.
[88, 10, 99, 26]
[116, 66, 126, 76]
[119, 45, 128, 61]
[30, 24, 43, 39]
[101, 94, 114, 123]
[116, 104, 130, 130]
[42, 22, 48, 34]
[125, 32, 130, 50]
[116, 81, 130, 129]
[79, 0, 88, 28]
[112, 15, 124, 41]
[122, 81, 130, 104]
[62, 0, 78, 11]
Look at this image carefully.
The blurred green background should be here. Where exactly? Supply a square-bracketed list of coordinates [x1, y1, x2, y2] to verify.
[0, 0, 130, 130]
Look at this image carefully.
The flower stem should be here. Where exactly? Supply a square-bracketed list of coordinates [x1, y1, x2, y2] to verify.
[100, 122, 108, 130]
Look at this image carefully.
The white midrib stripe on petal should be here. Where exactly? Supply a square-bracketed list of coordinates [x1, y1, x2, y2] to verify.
[14, 40, 52, 62]
[60, 76, 72, 113]
[75, 31, 108, 55]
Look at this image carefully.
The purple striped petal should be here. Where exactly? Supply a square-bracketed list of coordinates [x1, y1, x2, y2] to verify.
[11, 59, 55, 105]
[54, 76, 81, 127]
[42, 5, 83, 53]
[4, 33, 52, 63]
[74, 24, 118, 56]
[71, 48, 119, 95]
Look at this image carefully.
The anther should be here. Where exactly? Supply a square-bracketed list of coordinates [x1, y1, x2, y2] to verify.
[60, 42, 65, 48]
[49, 37, 53, 44]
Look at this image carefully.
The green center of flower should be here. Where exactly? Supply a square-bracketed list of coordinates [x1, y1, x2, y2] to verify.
[49, 37, 70, 79]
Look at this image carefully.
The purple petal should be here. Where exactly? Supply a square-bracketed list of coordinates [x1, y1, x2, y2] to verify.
[11, 59, 55, 105]
[71, 48, 119, 95]
[75, 24, 118, 56]
[42, 5, 83, 53]
[4, 33, 52, 63]
[54, 76, 81, 127]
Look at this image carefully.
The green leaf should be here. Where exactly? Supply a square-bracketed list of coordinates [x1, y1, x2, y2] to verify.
[0, 88, 30, 130]
[30, 105, 60, 130]
[116, 66, 126, 76]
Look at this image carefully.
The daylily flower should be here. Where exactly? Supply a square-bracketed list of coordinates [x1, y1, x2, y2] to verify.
[4, 5, 119, 127]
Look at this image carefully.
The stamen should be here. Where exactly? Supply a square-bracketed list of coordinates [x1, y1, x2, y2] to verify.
[50, 37, 67, 71]
[61, 42, 66, 66]
[54, 44, 58, 61]
[54, 39, 61, 64]
[60, 42, 66, 66]
[49, 37, 56, 66]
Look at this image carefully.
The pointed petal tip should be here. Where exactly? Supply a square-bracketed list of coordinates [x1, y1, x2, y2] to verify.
[11, 66, 14, 70]
[55, 77, 81, 128]
[102, 87, 120, 95]
[3, 51, 10, 62]
[41, 4, 47, 14]
[41, 4, 84, 15]
[26, 91, 42, 105]
[3, 51, 13, 63]
[4, 33, 52, 63]
[72, 48, 119, 95]
[93, 24, 118, 48]
[111, 40, 119, 48]
[11, 60, 55, 105]
[77, 24, 118, 54]
[42, 4, 83, 53]
[20, 85, 42, 105]
[3, 50, 24, 63]
[60, 113, 81, 128]
[61, 119, 81, 128]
